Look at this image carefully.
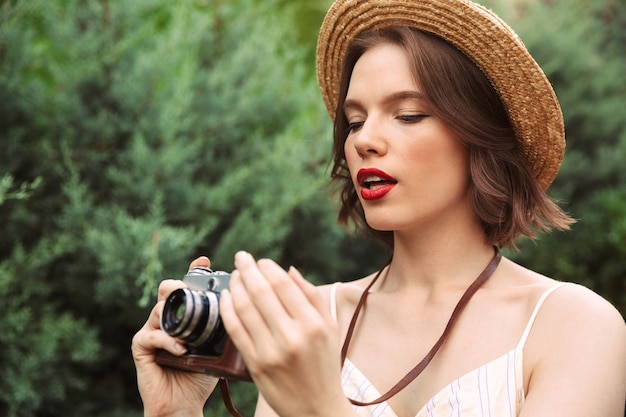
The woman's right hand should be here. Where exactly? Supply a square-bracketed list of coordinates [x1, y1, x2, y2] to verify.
[131, 257, 219, 417]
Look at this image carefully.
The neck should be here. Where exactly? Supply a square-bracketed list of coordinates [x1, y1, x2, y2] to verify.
[381, 227, 496, 292]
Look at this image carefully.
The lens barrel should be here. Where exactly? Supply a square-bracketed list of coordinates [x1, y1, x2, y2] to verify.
[161, 288, 226, 354]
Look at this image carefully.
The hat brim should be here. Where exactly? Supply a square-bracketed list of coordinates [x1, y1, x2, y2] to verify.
[316, 0, 564, 190]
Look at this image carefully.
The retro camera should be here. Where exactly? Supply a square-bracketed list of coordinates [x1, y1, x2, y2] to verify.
[155, 267, 251, 381]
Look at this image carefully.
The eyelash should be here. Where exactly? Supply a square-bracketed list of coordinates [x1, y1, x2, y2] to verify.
[345, 114, 427, 135]
[346, 122, 364, 135]
[398, 114, 428, 123]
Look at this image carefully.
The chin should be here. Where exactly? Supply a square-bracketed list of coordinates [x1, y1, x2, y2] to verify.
[363, 216, 398, 232]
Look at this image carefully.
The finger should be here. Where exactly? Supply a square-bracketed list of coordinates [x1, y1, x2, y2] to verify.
[188, 256, 211, 271]
[234, 252, 287, 316]
[147, 300, 167, 330]
[219, 285, 256, 357]
[220, 269, 280, 368]
[226, 269, 275, 344]
[132, 325, 187, 360]
[157, 279, 187, 302]
[287, 266, 331, 320]
[257, 259, 323, 323]
[134, 300, 188, 359]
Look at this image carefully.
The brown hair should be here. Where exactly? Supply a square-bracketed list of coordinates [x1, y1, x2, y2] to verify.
[330, 26, 574, 249]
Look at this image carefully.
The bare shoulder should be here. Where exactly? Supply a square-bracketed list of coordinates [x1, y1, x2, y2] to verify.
[316, 273, 380, 337]
[315, 278, 363, 314]
[316, 273, 378, 304]
[521, 275, 626, 416]
[512, 255, 626, 354]
[499, 258, 624, 329]
[533, 281, 626, 341]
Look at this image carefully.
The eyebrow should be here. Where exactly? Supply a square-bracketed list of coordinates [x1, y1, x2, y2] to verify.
[343, 90, 427, 112]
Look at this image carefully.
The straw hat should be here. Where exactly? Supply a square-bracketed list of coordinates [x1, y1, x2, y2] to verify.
[316, 0, 565, 190]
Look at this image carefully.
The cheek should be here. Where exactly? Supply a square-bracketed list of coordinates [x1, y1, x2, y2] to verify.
[400, 140, 441, 174]
[343, 140, 358, 176]
[433, 144, 471, 191]
[403, 137, 469, 187]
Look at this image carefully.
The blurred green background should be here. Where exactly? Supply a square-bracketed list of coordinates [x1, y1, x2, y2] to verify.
[1, 0, 624, 416]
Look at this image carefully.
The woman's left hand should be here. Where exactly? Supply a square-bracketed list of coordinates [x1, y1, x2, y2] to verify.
[219, 251, 354, 417]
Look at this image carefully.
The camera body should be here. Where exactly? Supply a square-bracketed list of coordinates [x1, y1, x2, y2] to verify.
[155, 267, 251, 381]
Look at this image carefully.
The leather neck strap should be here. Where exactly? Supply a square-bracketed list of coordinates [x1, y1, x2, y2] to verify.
[220, 379, 244, 417]
[340, 247, 502, 407]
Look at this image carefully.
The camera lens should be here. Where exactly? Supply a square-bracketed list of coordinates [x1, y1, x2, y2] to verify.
[175, 303, 185, 322]
[161, 288, 226, 354]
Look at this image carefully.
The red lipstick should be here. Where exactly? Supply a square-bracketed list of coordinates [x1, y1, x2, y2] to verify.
[357, 168, 397, 201]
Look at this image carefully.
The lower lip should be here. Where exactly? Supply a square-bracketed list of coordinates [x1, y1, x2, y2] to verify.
[360, 184, 396, 201]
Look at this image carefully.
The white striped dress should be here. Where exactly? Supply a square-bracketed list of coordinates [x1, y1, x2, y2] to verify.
[331, 283, 566, 417]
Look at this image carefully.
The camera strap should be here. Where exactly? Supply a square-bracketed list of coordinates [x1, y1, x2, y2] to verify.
[217, 247, 501, 414]
[219, 378, 245, 417]
[341, 247, 502, 406]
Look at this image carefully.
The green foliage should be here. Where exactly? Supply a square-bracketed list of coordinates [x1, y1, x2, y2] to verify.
[0, 237, 100, 416]
[0, 0, 343, 415]
[0, 175, 42, 205]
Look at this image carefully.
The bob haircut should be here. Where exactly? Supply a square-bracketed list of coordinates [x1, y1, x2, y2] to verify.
[330, 26, 573, 249]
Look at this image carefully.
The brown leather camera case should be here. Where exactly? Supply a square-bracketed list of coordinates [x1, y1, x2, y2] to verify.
[155, 338, 251, 382]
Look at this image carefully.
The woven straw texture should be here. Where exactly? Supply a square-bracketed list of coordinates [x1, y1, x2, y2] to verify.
[316, 0, 565, 189]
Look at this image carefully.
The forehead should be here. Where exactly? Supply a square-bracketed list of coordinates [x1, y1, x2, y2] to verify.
[346, 43, 420, 99]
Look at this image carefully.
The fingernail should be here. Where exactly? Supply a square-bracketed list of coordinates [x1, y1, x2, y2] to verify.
[257, 258, 272, 268]
[235, 251, 251, 263]
[173, 342, 187, 354]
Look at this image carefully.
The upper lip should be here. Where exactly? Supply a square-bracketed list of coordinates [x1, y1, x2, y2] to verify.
[357, 168, 397, 187]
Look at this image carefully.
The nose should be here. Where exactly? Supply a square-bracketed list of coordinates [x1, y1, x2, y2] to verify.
[348, 117, 388, 158]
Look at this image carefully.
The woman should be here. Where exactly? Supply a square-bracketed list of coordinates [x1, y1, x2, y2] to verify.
[132, 1, 626, 416]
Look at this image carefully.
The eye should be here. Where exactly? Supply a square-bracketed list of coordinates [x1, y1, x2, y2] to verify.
[346, 121, 364, 135]
[397, 114, 428, 123]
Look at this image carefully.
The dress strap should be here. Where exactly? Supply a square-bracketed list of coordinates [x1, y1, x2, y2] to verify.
[330, 282, 341, 323]
[516, 283, 568, 351]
